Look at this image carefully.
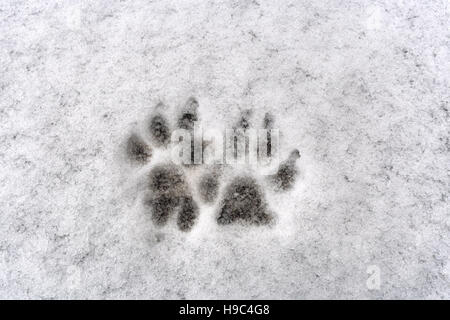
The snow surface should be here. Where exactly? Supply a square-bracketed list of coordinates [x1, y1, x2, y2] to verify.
[0, 0, 449, 299]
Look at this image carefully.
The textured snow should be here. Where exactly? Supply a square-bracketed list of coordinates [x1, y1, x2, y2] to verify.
[0, 0, 449, 299]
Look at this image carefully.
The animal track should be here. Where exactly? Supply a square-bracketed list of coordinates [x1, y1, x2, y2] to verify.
[125, 97, 301, 232]
[217, 176, 272, 225]
[126, 133, 151, 163]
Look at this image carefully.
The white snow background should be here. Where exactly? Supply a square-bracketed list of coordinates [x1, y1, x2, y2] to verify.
[0, 0, 449, 299]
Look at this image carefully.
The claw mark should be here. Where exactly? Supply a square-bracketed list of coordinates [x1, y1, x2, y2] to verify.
[263, 112, 274, 130]
[126, 133, 151, 163]
[177, 97, 199, 131]
[236, 109, 252, 130]
[177, 97, 201, 165]
[217, 176, 272, 225]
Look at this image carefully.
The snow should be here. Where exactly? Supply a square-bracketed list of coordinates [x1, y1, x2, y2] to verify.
[0, 0, 448, 299]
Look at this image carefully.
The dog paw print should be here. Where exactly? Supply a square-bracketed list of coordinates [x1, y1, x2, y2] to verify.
[124, 97, 301, 232]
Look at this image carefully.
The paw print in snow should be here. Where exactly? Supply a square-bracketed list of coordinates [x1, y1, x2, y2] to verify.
[124, 97, 301, 231]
